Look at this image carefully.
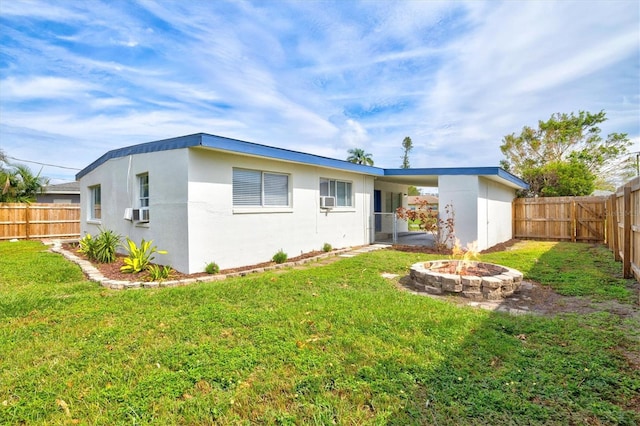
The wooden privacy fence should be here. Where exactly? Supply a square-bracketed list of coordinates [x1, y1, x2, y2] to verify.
[0, 203, 80, 240]
[606, 178, 638, 281]
[513, 180, 639, 281]
[513, 196, 607, 243]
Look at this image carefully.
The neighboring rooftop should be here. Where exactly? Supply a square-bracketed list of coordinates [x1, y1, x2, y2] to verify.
[43, 181, 80, 194]
[408, 195, 439, 205]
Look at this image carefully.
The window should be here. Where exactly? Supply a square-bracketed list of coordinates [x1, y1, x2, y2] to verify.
[319, 178, 353, 207]
[90, 185, 101, 220]
[138, 173, 149, 208]
[233, 168, 290, 207]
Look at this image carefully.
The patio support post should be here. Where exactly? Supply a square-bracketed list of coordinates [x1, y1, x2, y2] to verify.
[393, 213, 397, 244]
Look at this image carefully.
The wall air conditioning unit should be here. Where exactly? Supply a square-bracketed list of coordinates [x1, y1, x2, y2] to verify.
[320, 196, 336, 209]
[132, 207, 150, 222]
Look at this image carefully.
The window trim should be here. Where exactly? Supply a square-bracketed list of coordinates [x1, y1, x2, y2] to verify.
[232, 168, 291, 210]
[89, 184, 101, 222]
[319, 177, 353, 208]
[138, 173, 149, 208]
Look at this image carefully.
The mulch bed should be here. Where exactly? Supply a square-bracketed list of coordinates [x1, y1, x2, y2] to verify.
[390, 239, 521, 255]
[62, 243, 325, 282]
[62, 239, 521, 282]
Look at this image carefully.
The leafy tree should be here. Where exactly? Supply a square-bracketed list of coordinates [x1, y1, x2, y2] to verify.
[346, 148, 374, 166]
[0, 162, 49, 203]
[524, 160, 595, 197]
[500, 110, 632, 196]
[401, 136, 413, 169]
[407, 185, 420, 196]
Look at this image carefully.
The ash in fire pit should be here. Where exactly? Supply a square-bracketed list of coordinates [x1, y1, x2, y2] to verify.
[409, 260, 524, 301]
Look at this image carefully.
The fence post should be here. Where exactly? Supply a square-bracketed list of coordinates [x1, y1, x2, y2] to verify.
[570, 199, 576, 242]
[622, 186, 631, 278]
[610, 193, 620, 261]
[25, 204, 31, 239]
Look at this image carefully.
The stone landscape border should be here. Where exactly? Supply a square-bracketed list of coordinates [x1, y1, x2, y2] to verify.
[48, 241, 359, 290]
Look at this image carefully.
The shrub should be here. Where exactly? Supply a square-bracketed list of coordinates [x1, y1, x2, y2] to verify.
[322, 243, 332, 252]
[205, 262, 220, 274]
[396, 202, 456, 253]
[120, 238, 168, 274]
[77, 228, 121, 263]
[77, 233, 97, 260]
[93, 228, 121, 263]
[147, 264, 173, 282]
[272, 249, 288, 264]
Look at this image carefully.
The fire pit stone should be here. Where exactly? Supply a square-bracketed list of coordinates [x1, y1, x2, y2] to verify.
[409, 260, 524, 301]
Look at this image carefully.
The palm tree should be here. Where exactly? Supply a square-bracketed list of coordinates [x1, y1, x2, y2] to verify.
[346, 148, 374, 166]
[0, 163, 49, 202]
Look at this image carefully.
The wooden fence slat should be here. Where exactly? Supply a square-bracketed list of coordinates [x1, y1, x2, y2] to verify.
[0, 203, 80, 240]
[623, 186, 632, 278]
[513, 196, 606, 243]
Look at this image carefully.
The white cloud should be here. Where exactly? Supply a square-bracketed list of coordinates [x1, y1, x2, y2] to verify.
[1, 76, 94, 99]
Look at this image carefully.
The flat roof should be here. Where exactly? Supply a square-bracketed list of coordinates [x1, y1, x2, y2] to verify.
[76, 132, 528, 189]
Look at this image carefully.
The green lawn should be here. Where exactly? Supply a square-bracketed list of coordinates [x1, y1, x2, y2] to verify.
[1, 240, 638, 425]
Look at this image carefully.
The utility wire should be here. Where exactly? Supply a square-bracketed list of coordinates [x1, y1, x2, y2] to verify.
[5, 156, 81, 171]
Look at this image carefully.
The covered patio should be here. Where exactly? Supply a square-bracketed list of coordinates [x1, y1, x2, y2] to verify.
[372, 168, 528, 250]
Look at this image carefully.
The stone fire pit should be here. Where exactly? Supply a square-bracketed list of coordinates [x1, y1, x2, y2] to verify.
[409, 260, 524, 301]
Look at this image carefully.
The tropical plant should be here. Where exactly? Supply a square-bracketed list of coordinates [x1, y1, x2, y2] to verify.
[77, 233, 98, 261]
[346, 148, 374, 166]
[0, 163, 49, 203]
[205, 262, 220, 274]
[77, 228, 121, 263]
[147, 264, 173, 282]
[93, 228, 121, 263]
[120, 238, 168, 274]
[401, 136, 413, 169]
[272, 249, 288, 264]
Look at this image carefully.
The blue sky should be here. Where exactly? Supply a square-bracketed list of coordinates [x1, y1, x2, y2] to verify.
[1, 0, 638, 184]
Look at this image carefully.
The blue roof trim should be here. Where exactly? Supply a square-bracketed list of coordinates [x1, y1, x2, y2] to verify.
[76, 133, 527, 190]
[76, 133, 384, 179]
[384, 167, 529, 189]
[76, 134, 203, 179]
[199, 134, 384, 175]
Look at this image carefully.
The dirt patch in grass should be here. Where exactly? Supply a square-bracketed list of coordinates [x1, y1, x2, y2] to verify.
[391, 238, 521, 255]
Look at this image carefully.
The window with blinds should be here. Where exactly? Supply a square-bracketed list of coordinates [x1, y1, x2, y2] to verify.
[233, 168, 290, 207]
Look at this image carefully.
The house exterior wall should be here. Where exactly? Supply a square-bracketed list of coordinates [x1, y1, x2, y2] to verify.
[477, 177, 515, 249]
[185, 148, 374, 272]
[439, 175, 516, 251]
[79, 149, 191, 271]
[438, 175, 479, 249]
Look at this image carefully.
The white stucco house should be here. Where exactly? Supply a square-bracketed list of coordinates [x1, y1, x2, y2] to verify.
[76, 133, 528, 273]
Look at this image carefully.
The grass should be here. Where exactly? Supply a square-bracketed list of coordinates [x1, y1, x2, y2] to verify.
[1, 240, 638, 425]
[481, 241, 636, 302]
